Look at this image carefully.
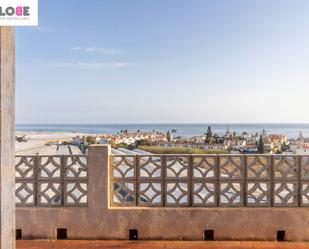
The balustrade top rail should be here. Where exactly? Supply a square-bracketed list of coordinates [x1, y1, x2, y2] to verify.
[16, 155, 88, 207]
[111, 154, 309, 207]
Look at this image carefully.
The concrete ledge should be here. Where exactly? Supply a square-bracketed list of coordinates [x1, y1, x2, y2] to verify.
[16, 207, 309, 241]
[15, 240, 309, 249]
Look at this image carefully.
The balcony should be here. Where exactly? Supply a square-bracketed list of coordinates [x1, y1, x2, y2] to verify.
[15, 145, 309, 241]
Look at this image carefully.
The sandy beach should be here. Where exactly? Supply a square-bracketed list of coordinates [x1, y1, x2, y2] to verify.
[15, 131, 93, 155]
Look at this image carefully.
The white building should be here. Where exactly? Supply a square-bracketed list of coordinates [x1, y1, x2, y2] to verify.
[153, 142, 227, 151]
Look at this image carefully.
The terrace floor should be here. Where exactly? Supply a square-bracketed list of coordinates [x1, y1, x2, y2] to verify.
[16, 240, 309, 249]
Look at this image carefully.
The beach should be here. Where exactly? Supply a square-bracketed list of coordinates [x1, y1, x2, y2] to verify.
[15, 131, 92, 155]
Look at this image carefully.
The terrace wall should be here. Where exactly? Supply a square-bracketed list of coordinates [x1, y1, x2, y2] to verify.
[16, 145, 309, 241]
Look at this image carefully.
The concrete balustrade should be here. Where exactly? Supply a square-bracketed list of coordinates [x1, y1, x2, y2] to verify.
[16, 145, 309, 241]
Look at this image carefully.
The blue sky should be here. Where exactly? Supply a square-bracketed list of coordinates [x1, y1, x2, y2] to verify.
[16, 0, 309, 124]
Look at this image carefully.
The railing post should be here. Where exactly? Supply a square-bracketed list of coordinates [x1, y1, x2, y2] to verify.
[87, 145, 111, 209]
[188, 155, 193, 207]
[216, 155, 220, 207]
[270, 155, 274, 207]
[162, 155, 166, 207]
[135, 155, 139, 206]
[60, 156, 66, 207]
[298, 155, 302, 207]
[243, 155, 247, 207]
[34, 156, 39, 206]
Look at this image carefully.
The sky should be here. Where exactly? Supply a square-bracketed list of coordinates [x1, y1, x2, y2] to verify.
[16, 0, 309, 124]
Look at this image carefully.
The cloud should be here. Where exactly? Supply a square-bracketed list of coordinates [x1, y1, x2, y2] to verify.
[77, 61, 133, 69]
[71, 46, 82, 51]
[50, 61, 136, 69]
[70, 46, 122, 54]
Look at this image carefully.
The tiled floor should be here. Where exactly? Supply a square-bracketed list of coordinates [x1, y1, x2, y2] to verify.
[16, 240, 309, 249]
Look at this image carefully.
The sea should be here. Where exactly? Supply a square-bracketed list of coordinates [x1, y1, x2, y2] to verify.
[15, 124, 309, 139]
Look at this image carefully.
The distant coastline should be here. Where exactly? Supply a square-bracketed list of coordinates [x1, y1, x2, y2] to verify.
[16, 123, 309, 139]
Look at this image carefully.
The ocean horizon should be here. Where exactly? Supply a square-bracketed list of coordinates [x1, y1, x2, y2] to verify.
[15, 123, 309, 139]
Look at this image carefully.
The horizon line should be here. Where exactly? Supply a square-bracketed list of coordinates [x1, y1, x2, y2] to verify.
[15, 122, 309, 125]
